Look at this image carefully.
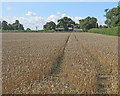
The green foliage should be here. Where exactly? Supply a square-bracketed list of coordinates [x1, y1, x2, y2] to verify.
[57, 17, 75, 31]
[0, 21, 2, 30]
[12, 20, 24, 30]
[2, 30, 75, 33]
[88, 27, 120, 36]
[105, 6, 120, 27]
[2, 20, 8, 30]
[79, 16, 98, 32]
[8, 24, 14, 30]
[19, 24, 24, 30]
[74, 23, 80, 29]
[2, 20, 24, 30]
[2, 30, 56, 33]
[43, 21, 56, 31]
[26, 28, 31, 30]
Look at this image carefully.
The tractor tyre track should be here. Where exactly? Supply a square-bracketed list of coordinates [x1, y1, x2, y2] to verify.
[73, 33, 118, 94]
[49, 34, 71, 76]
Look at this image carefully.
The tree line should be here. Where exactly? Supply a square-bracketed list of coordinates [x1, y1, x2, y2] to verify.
[0, 20, 25, 30]
[43, 6, 120, 32]
[43, 16, 99, 32]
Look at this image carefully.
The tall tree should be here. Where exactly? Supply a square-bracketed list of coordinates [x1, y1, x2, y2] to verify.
[15, 20, 19, 24]
[1, 20, 24, 30]
[0, 21, 1, 30]
[2, 20, 8, 30]
[105, 6, 120, 27]
[12, 20, 24, 30]
[8, 24, 14, 30]
[74, 23, 80, 29]
[43, 21, 56, 30]
[12, 20, 20, 30]
[79, 16, 98, 31]
[57, 17, 75, 31]
[19, 24, 24, 30]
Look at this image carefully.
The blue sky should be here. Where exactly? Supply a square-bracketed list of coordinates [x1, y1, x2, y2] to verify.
[1, 2, 118, 30]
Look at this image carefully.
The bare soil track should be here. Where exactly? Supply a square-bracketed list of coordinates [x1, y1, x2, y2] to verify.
[2, 32, 119, 94]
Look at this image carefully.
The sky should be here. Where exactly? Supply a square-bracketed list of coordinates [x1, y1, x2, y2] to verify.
[0, 2, 119, 30]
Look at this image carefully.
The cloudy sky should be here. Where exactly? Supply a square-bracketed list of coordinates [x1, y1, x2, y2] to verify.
[1, 2, 118, 30]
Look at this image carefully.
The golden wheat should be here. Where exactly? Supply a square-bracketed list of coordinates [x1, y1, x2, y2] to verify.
[2, 33, 119, 94]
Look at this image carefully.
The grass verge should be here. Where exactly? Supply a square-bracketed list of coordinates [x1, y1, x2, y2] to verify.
[88, 27, 120, 36]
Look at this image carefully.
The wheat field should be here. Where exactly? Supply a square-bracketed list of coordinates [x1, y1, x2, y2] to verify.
[2, 33, 119, 94]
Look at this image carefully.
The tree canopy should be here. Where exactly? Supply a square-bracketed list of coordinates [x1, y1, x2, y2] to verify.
[2, 21, 8, 30]
[57, 17, 75, 31]
[1, 20, 24, 30]
[105, 6, 120, 27]
[74, 23, 81, 29]
[43, 16, 98, 32]
[79, 16, 98, 31]
[0, 21, 1, 30]
[43, 21, 56, 31]
[26, 28, 31, 30]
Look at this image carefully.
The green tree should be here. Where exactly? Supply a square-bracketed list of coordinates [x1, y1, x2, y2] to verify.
[99, 25, 108, 28]
[1, 20, 24, 30]
[79, 16, 98, 31]
[103, 25, 108, 28]
[26, 28, 31, 30]
[8, 24, 14, 30]
[12, 20, 20, 30]
[74, 23, 80, 29]
[2, 20, 8, 30]
[43, 21, 56, 30]
[57, 17, 75, 31]
[99, 25, 103, 28]
[105, 6, 120, 27]
[15, 20, 19, 24]
[19, 24, 24, 30]
[0, 21, 1, 30]
[12, 20, 24, 30]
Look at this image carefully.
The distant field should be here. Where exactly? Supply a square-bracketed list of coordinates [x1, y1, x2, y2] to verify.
[2, 33, 119, 94]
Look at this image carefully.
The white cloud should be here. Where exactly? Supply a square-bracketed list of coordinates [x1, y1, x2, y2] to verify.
[98, 19, 105, 25]
[62, 13, 67, 17]
[26, 11, 36, 16]
[73, 17, 82, 23]
[7, 6, 12, 11]
[0, 16, 3, 21]
[47, 15, 58, 22]
[57, 12, 61, 15]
